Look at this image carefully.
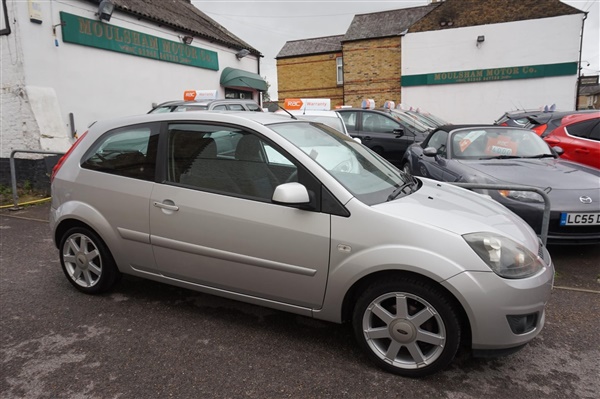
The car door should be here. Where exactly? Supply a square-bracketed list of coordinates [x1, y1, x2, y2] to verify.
[564, 118, 600, 167]
[417, 130, 450, 181]
[358, 111, 408, 163]
[149, 122, 331, 308]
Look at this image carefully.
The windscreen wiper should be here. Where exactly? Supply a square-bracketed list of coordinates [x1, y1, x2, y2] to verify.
[387, 181, 417, 201]
[524, 154, 556, 159]
[480, 155, 521, 160]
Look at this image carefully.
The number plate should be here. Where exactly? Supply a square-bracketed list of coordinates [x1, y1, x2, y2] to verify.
[560, 213, 600, 226]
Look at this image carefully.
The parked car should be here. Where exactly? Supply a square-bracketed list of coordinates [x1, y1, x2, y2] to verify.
[335, 108, 430, 164]
[275, 109, 351, 137]
[149, 99, 263, 113]
[50, 112, 554, 377]
[494, 109, 597, 136]
[401, 125, 600, 245]
[543, 112, 600, 169]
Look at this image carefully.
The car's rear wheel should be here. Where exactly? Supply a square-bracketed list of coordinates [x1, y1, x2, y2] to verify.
[59, 227, 120, 294]
[352, 277, 461, 377]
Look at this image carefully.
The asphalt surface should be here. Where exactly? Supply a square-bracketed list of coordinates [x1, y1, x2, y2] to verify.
[1, 202, 598, 399]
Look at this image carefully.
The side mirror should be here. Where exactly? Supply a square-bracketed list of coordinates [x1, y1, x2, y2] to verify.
[353, 137, 362, 144]
[423, 146, 438, 157]
[552, 146, 564, 156]
[393, 128, 404, 137]
[272, 182, 310, 205]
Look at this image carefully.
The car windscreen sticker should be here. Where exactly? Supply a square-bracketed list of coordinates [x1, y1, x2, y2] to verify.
[485, 136, 518, 155]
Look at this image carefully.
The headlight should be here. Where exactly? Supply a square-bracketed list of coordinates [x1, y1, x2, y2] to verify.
[498, 190, 543, 203]
[463, 233, 544, 279]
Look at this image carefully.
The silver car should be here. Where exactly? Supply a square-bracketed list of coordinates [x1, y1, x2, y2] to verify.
[50, 111, 554, 377]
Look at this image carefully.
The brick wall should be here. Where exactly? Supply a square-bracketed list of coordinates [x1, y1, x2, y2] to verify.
[277, 53, 344, 108]
[411, 0, 581, 32]
[341, 37, 402, 107]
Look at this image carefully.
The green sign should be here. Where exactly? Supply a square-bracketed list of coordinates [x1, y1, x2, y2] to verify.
[402, 62, 577, 87]
[60, 12, 219, 71]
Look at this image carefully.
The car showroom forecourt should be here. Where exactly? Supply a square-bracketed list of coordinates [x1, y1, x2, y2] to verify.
[50, 111, 554, 377]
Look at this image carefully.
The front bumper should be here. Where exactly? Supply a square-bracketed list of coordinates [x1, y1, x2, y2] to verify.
[498, 198, 600, 245]
[441, 259, 554, 350]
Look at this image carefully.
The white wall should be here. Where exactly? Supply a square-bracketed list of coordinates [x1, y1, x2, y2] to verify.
[1, 0, 260, 156]
[402, 14, 584, 124]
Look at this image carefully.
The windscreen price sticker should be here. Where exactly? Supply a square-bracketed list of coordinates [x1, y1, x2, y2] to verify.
[560, 213, 600, 226]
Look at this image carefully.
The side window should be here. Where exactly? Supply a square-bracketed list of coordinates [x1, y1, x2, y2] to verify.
[247, 103, 262, 112]
[339, 112, 357, 131]
[81, 124, 159, 181]
[362, 113, 397, 133]
[167, 124, 298, 201]
[589, 121, 600, 141]
[212, 105, 227, 111]
[425, 130, 449, 155]
[228, 104, 245, 111]
[566, 119, 599, 139]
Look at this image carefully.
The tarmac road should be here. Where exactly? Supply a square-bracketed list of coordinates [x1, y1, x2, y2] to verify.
[1, 203, 598, 399]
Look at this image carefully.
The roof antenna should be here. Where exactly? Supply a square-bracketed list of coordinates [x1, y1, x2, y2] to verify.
[267, 103, 297, 120]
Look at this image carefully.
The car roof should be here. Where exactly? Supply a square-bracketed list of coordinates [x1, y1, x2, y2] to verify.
[89, 110, 298, 134]
[436, 124, 532, 133]
[153, 98, 259, 107]
[559, 111, 600, 125]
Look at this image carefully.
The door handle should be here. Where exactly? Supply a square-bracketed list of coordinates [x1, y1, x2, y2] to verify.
[363, 136, 372, 141]
[574, 149, 588, 154]
[153, 201, 179, 211]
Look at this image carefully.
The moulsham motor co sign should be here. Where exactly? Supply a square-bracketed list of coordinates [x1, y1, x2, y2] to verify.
[59, 12, 219, 70]
[402, 62, 578, 87]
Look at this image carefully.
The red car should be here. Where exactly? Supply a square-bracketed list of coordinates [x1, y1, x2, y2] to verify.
[543, 112, 600, 169]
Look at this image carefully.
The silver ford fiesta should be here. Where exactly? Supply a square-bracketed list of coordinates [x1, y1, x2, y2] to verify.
[50, 111, 554, 377]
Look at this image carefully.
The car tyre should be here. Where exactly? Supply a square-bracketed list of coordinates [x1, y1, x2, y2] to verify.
[352, 277, 461, 378]
[59, 227, 120, 294]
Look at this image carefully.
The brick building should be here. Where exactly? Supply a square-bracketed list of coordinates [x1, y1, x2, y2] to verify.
[276, 0, 585, 123]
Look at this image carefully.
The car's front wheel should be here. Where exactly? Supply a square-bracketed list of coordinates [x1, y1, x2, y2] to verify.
[59, 227, 120, 294]
[352, 277, 461, 377]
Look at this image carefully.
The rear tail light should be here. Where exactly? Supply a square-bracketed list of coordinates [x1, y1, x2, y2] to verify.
[531, 124, 546, 136]
[51, 131, 87, 183]
[499, 122, 508, 126]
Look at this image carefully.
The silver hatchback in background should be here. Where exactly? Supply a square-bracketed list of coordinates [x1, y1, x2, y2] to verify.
[50, 111, 554, 377]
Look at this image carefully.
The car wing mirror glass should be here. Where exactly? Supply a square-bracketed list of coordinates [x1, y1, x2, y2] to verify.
[272, 182, 310, 205]
[423, 146, 438, 157]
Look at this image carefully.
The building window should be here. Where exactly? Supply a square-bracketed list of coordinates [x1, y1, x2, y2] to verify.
[336, 57, 343, 85]
[225, 89, 253, 100]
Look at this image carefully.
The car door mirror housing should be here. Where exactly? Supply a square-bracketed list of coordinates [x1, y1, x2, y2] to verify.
[552, 146, 564, 155]
[423, 147, 438, 157]
[393, 128, 404, 137]
[272, 182, 310, 205]
[353, 137, 362, 144]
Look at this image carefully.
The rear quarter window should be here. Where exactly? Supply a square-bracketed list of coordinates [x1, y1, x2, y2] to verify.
[81, 123, 159, 181]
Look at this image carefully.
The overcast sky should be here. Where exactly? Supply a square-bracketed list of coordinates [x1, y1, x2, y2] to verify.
[194, 0, 600, 100]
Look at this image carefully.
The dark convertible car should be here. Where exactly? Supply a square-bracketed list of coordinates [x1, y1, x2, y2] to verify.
[401, 125, 600, 245]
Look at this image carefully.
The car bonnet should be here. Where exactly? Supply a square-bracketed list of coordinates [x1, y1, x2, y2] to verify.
[457, 159, 600, 190]
[373, 179, 540, 250]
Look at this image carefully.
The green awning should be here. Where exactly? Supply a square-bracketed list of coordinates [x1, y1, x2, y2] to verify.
[220, 67, 267, 92]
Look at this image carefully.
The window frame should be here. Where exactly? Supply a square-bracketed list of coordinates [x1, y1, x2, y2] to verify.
[336, 57, 343, 85]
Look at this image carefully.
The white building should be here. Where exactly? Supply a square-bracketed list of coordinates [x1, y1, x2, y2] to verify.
[401, 1, 585, 123]
[1, 0, 266, 159]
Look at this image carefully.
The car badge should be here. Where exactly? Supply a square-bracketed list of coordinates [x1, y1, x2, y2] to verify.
[579, 196, 593, 204]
